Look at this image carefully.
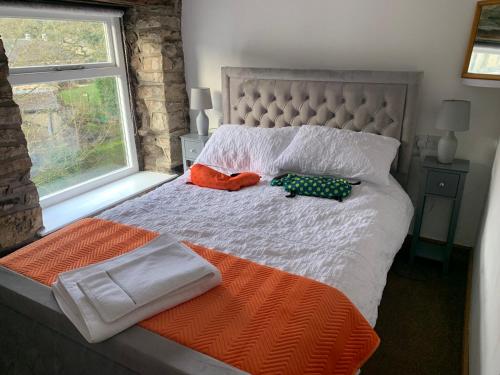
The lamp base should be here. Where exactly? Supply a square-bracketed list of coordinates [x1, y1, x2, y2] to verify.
[196, 110, 209, 136]
[437, 131, 457, 164]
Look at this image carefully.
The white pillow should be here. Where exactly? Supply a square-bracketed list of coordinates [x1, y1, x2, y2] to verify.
[274, 125, 400, 186]
[195, 125, 298, 176]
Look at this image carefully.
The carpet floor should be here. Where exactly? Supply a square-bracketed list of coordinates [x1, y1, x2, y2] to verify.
[363, 243, 469, 375]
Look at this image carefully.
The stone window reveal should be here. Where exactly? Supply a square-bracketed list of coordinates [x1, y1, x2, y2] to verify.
[1, 5, 138, 207]
[0, 0, 189, 253]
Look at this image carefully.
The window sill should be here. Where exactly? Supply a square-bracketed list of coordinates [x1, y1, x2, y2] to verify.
[40, 171, 177, 236]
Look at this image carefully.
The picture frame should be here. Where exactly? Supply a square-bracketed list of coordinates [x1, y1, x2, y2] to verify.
[462, 0, 500, 81]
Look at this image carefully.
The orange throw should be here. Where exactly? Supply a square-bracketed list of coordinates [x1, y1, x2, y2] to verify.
[190, 163, 260, 191]
[0, 218, 380, 375]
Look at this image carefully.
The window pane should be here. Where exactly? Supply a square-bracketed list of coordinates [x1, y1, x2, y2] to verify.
[14, 77, 128, 197]
[0, 18, 110, 68]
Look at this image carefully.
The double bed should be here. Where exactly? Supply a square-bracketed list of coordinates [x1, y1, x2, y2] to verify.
[0, 67, 421, 374]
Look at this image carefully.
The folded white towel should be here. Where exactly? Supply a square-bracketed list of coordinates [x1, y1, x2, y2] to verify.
[52, 233, 221, 343]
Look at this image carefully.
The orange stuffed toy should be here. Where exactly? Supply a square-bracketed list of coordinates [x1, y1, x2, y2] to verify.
[189, 163, 260, 191]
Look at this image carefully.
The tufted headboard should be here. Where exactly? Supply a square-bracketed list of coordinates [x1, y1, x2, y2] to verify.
[221, 67, 422, 185]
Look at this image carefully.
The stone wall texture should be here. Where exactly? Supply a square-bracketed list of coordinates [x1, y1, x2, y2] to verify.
[0, 38, 43, 252]
[0, 0, 187, 251]
[124, 0, 190, 172]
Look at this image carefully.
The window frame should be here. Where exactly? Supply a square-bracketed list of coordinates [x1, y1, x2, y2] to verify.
[2, 5, 139, 208]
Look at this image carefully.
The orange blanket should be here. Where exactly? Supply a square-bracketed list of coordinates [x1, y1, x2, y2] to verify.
[0, 218, 380, 375]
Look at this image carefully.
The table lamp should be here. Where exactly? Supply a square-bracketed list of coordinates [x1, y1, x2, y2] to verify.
[436, 99, 470, 164]
[190, 88, 212, 136]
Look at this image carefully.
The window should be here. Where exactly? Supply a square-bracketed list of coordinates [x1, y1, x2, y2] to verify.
[1, 4, 137, 207]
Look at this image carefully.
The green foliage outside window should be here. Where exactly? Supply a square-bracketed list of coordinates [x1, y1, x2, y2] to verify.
[17, 78, 127, 197]
[0, 18, 109, 67]
[1, 17, 129, 197]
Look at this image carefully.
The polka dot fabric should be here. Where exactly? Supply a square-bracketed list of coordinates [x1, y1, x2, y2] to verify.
[271, 174, 354, 201]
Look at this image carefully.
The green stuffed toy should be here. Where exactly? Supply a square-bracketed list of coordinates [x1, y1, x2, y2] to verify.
[271, 174, 360, 202]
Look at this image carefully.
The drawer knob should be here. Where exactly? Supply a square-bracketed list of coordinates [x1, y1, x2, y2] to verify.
[190, 149, 195, 153]
[439, 182, 445, 188]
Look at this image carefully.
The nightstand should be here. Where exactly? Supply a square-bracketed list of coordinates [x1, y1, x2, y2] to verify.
[180, 133, 210, 172]
[410, 156, 470, 273]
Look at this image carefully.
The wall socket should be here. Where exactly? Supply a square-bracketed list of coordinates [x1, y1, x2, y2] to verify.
[212, 111, 224, 127]
[414, 134, 439, 158]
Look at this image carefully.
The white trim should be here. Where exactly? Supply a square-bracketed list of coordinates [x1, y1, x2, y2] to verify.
[4, 8, 140, 207]
[111, 16, 139, 177]
[110, 17, 126, 71]
[104, 15, 118, 64]
[0, 3, 123, 20]
[462, 78, 500, 88]
[11, 63, 116, 76]
[41, 172, 177, 236]
[8, 67, 121, 86]
[5, 14, 119, 71]
[40, 166, 137, 208]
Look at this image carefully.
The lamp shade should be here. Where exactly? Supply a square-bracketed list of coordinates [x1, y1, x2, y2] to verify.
[435, 100, 470, 132]
[190, 88, 213, 110]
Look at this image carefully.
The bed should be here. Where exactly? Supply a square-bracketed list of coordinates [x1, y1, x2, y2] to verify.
[0, 67, 421, 374]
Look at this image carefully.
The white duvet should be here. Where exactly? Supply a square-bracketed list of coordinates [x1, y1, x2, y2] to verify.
[98, 173, 413, 326]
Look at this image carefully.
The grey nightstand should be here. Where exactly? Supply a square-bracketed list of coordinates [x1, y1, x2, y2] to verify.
[180, 133, 210, 171]
[410, 156, 470, 274]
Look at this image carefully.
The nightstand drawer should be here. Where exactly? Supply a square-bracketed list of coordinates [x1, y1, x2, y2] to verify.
[184, 140, 204, 160]
[425, 170, 459, 198]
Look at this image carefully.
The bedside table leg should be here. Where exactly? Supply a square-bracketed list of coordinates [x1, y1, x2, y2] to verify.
[410, 236, 418, 264]
[443, 244, 453, 274]
[443, 197, 462, 274]
[410, 194, 427, 265]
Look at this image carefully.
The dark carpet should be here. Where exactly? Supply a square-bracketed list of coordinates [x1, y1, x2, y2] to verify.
[363, 243, 469, 375]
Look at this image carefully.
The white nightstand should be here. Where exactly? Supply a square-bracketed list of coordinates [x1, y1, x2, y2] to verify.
[180, 133, 211, 172]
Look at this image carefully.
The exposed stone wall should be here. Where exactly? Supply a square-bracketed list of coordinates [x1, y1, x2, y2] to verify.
[124, 0, 189, 172]
[0, 38, 43, 253]
[0, 0, 187, 252]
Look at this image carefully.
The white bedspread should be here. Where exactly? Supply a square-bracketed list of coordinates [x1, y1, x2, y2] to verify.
[98, 173, 413, 326]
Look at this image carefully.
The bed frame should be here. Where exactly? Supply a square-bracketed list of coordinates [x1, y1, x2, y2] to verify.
[0, 67, 421, 374]
[222, 67, 422, 185]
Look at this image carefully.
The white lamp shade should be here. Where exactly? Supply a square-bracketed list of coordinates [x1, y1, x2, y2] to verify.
[190, 88, 213, 110]
[435, 100, 470, 132]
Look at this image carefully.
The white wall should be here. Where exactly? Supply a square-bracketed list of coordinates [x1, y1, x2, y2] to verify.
[469, 140, 500, 375]
[182, 0, 500, 246]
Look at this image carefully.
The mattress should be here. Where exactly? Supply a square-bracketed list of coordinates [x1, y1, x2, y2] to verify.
[99, 173, 413, 326]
